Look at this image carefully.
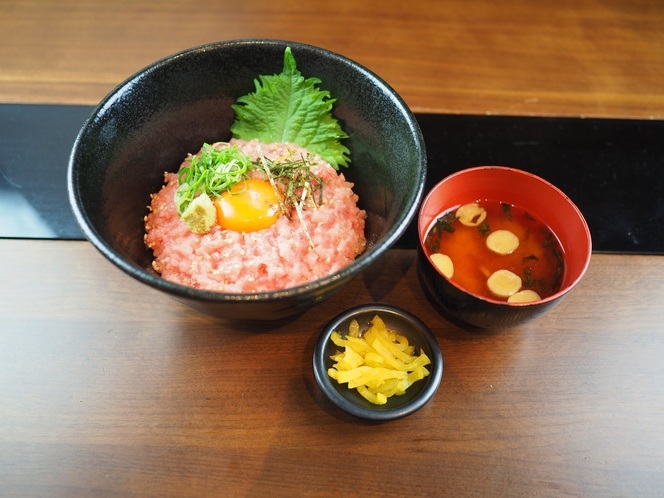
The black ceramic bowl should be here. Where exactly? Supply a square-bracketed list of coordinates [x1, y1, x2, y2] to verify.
[68, 39, 426, 320]
[313, 304, 443, 421]
[418, 166, 592, 329]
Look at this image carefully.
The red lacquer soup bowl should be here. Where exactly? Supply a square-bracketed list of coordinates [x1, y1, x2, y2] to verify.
[417, 166, 592, 329]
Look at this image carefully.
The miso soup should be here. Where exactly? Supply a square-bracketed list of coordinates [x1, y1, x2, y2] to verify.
[424, 200, 565, 302]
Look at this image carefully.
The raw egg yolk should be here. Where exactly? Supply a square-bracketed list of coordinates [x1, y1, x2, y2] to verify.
[214, 179, 281, 233]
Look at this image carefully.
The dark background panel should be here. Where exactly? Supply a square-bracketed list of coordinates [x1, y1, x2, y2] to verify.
[0, 104, 93, 239]
[1, 104, 662, 253]
[403, 114, 664, 254]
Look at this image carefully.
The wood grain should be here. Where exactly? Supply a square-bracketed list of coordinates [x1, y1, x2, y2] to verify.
[1, 240, 663, 496]
[2, 0, 664, 495]
[1, 0, 663, 118]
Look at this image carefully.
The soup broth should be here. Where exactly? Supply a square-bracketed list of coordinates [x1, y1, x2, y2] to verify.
[424, 200, 565, 302]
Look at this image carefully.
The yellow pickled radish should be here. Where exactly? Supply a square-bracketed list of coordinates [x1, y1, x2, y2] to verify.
[487, 269, 522, 298]
[348, 319, 360, 338]
[430, 253, 454, 278]
[327, 315, 431, 405]
[356, 385, 387, 405]
[508, 289, 542, 303]
[486, 229, 520, 255]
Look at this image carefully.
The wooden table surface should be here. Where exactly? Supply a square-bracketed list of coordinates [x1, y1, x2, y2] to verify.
[2, 1, 664, 496]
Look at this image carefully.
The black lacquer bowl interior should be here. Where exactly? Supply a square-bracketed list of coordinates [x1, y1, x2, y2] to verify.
[68, 39, 427, 320]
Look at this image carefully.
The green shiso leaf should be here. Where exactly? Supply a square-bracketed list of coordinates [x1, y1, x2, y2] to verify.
[230, 47, 350, 169]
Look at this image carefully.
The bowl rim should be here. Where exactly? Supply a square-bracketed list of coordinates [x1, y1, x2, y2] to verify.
[418, 165, 592, 308]
[67, 38, 427, 305]
[312, 304, 443, 421]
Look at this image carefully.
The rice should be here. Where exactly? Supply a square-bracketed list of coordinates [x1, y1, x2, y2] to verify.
[144, 139, 366, 293]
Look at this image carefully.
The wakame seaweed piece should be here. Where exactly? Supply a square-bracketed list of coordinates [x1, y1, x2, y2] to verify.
[478, 222, 491, 236]
[430, 236, 441, 253]
[552, 248, 565, 290]
[502, 203, 513, 221]
[439, 211, 458, 233]
[522, 254, 539, 264]
[542, 229, 554, 247]
[523, 267, 534, 287]
[425, 234, 440, 253]
[425, 211, 457, 252]
[424, 227, 440, 253]
[522, 268, 545, 292]
[441, 221, 455, 233]
[523, 211, 536, 221]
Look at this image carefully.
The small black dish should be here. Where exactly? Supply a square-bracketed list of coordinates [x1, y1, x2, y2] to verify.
[313, 304, 443, 421]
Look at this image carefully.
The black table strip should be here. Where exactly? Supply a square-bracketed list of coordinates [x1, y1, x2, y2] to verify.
[1, 104, 662, 254]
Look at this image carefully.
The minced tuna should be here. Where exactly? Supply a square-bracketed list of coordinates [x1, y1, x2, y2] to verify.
[144, 139, 366, 293]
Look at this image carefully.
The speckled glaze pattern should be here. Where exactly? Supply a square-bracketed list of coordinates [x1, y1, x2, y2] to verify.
[68, 40, 427, 320]
[312, 304, 443, 421]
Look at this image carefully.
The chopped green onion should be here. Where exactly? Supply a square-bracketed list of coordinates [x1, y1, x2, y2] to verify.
[174, 142, 327, 247]
[175, 143, 252, 215]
